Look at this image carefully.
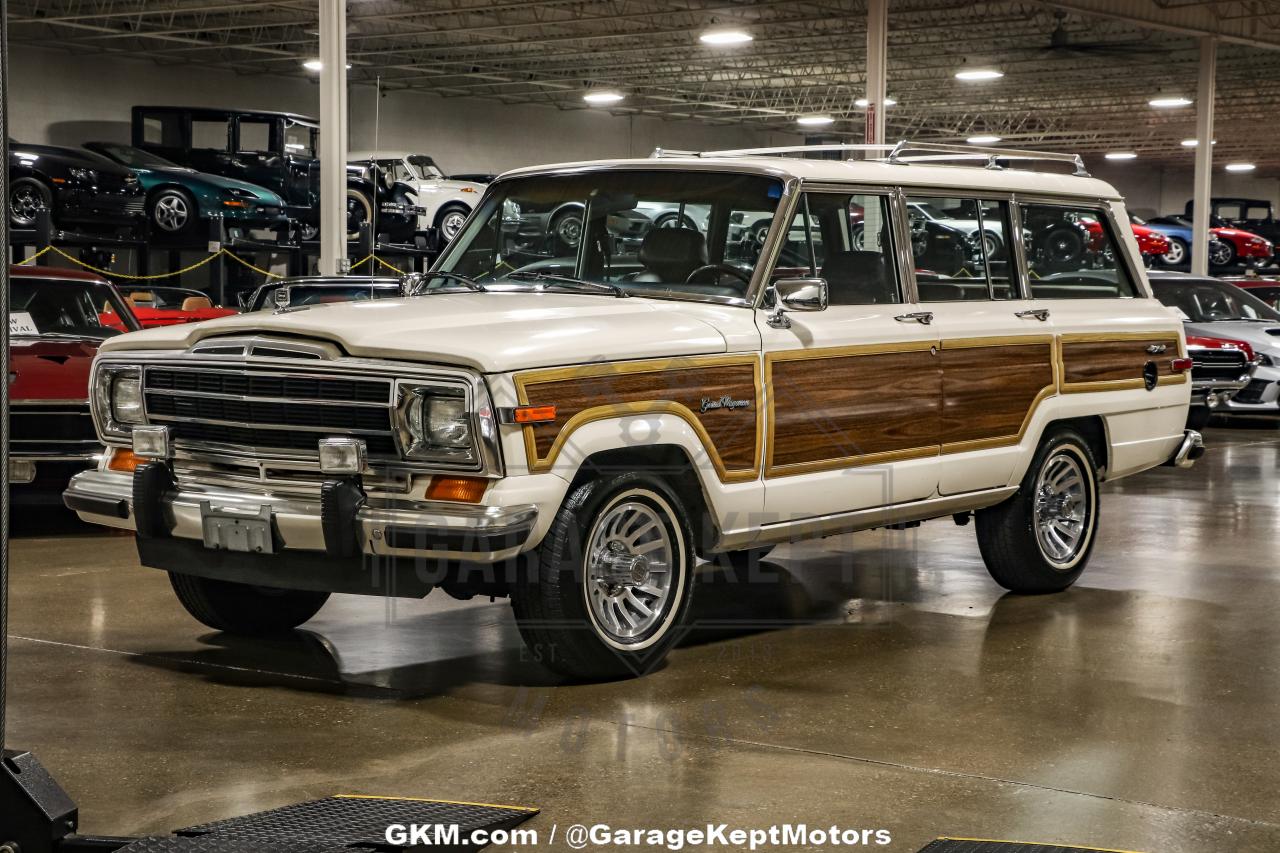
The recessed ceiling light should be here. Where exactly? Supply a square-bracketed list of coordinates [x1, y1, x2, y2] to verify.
[854, 97, 897, 107]
[1105, 151, 1137, 160]
[302, 59, 351, 71]
[583, 90, 625, 105]
[1180, 138, 1217, 147]
[699, 28, 753, 46]
[1149, 96, 1192, 108]
[967, 135, 1002, 145]
[955, 68, 1004, 81]
[1225, 162, 1256, 172]
[796, 115, 835, 126]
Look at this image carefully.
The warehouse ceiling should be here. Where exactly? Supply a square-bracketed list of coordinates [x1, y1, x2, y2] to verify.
[10, 0, 1280, 171]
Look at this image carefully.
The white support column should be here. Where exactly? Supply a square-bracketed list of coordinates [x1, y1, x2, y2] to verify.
[318, 0, 347, 276]
[865, 0, 887, 147]
[1191, 36, 1216, 277]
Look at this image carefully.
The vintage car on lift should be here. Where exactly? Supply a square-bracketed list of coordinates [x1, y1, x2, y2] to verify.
[83, 142, 288, 238]
[66, 142, 1200, 679]
[130, 106, 421, 242]
[9, 265, 140, 503]
[349, 151, 486, 243]
[1148, 270, 1280, 417]
[114, 286, 238, 328]
[7, 140, 145, 234]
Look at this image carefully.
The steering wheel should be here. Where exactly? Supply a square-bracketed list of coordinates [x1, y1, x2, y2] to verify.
[685, 263, 752, 285]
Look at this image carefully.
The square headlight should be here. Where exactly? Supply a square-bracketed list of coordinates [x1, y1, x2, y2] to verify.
[396, 383, 476, 464]
[92, 364, 145, 440]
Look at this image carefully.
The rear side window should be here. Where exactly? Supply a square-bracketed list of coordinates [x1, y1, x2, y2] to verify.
[140, 113, 182, 146]
[909, 196, 1017, 302]
[1021, 203, 1137, 299]
[191, 118, 230, 151]
[238, 119, 272, 153]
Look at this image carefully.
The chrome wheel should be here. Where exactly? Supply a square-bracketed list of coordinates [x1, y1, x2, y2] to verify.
[1208, 239, 1233, 266]
[1162, 238, 1186, 265]
[584, 495, 676, 646]
[10, 183, 43, 227]
[439, 209, 468, 241]
[554, 213, 582, 247]
[1033, 451, 1089, 567]
[152, 192, 191, 232]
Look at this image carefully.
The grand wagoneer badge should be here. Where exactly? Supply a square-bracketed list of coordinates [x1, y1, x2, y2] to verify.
[700, 395, 752, 414]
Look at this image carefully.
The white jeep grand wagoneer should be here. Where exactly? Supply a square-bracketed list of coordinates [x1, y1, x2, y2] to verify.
[66, 142, 1202, 678]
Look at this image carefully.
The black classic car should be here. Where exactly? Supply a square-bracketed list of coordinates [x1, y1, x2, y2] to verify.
[130, 106, 421, 241]
[8, 139, 145, 234]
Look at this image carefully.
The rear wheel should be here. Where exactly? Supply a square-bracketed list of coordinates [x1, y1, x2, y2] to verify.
[169, 572, 330, 634]
[435, 204, 470, 242]
[9, 177, 52, 228]
[346, 188, 373, 239]
[1160, 237, 1188, 267]
[150, 188, 197, 236]
[976, 428, 1100, 593]
[549, 209, 583, 251]
[1209, 238, 1236, 267]
[511, 472, 696, 680]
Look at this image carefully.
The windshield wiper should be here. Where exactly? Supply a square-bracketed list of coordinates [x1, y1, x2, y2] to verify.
[506, 271, 629, 298]
[412, 271, 485, 294]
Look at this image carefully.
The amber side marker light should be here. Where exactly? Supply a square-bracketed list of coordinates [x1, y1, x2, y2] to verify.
[512, 405, 557, 424]
[425, 476, 489, 503]
[108, 449, 141, 473]
[1171, 357, 1194, 373]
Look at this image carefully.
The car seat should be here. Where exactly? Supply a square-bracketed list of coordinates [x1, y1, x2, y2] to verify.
[819, 250, 894, 304]
[631, 228, 709, 283]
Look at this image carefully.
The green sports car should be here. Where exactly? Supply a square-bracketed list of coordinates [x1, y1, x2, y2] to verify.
[83, 141, 288, 237]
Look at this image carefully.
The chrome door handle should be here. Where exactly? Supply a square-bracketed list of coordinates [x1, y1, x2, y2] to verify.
[894, 311, 934, 325]
[1015, 308, 1050, 321]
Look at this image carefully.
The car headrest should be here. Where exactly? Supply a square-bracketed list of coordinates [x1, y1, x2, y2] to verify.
[820, 251, 892, 304]
[180, 296, 212, 311]
[638, 228, 709, 281]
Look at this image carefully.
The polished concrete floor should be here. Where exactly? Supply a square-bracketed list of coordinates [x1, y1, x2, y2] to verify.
[7, 421, 1280, 852]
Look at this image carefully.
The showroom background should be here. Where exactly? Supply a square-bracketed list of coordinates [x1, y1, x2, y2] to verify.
[12, 42, 1279, 216]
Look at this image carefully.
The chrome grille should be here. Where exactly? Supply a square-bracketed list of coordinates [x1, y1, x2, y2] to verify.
[10, 402, 99, 457]
[1189, 347, 1249, 381]
[142, 365, 399, 458]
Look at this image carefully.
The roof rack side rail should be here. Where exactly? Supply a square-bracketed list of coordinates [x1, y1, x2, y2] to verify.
[650, 148, 701, 158]
[887, 140, 1090, 177]
[694, 143, 894, 158]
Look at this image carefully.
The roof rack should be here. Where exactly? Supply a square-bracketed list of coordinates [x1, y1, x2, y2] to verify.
[887, 140, 1090, 177]
[650, 140, 1090, 177]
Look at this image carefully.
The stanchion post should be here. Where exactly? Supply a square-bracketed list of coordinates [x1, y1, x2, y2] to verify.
[208, 213, 226, 305]
[34, 207, 52, 264]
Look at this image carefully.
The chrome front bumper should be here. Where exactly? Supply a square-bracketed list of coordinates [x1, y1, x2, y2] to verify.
[63, 468, 538, 563]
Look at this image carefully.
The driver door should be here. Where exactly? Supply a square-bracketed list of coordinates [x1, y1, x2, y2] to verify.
[759, 190, 941, 522]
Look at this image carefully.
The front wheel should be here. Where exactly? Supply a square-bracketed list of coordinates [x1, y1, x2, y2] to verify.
[346, 188, 374, 240]
[150, 188, 197, 235]
[1208, 239, 1236, 267]
[975, 428, 1100, 593]
[1159, 237, 1188, 267]
[169, 572, 330, 634]
[436, 204, 470, 242]
[511, 472, 696, 679]
[9, 177, 52, 228]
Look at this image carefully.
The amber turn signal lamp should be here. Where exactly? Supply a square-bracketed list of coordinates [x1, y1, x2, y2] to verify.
[425, 476, 488, 503]
[1171, 357, 1194, 373]
[513, 405, 557, 424]
[108, 449, 141, 473]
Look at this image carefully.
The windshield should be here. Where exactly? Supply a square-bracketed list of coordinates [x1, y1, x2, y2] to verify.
[1152, 278, 1280, 322]
[251, 284, 398, 311]
[95, 143, 178, 169]
[407, 155, 446, 179]
[10, 277, 138, 339]
[430, 169, 785, 303]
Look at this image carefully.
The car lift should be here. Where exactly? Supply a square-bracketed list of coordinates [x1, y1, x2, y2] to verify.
[0, 7, 534, 851]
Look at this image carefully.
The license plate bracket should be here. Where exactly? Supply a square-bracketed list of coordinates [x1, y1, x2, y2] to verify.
[200, 501, 277, 554]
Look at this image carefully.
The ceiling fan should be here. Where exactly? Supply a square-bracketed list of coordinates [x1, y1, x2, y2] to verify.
[1038, 11, 1169, 59]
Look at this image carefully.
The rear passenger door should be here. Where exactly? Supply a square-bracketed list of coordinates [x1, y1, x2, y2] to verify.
[905, 195, 1058, 495]
[759, 189, 941, 520]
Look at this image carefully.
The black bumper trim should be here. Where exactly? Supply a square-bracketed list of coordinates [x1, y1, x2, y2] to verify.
[63, 492, 130, 519]
[383, 523, 530, 554]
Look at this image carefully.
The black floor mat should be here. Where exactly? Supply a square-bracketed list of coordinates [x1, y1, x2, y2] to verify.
[920, 839, 1144, 853]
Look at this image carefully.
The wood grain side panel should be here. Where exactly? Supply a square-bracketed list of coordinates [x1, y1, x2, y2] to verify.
[768, 350, 942, 469]
[1062, 336, 1182, 386]
[940, 342, 1055, 446]
[520, 362, 760, 473]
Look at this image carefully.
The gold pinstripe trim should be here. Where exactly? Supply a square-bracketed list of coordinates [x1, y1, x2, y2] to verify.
[513, 353, 763, 484]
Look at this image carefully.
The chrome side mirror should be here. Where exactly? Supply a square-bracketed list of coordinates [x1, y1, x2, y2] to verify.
[767, 277, 827, 329]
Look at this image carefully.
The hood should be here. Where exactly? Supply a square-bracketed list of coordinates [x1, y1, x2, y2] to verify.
[1183, 320, 1280, 355]
[414, 178, 485, 194]
[9, 338, 98, 401]
[12, 143, 135, 178]
[1213, 227, 1266, 241]
[98, 291, 744, 372]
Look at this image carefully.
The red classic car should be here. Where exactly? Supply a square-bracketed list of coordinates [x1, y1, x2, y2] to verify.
[9, 265, 141, 503]
[1145, 215, 1274, 268]
[115, 286, 237, 328]
[1078, 215, 1169, 265]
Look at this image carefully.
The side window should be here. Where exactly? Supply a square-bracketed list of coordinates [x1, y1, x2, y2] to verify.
[795, 192, 899, 305]
[1216, 203, 1242, 220]
[191, 118, 230, 151]
[140, 113, 182, 146]
[1021, 203, 1137, 299]
[284, 123, 316, 158]
[908, 196, 1015, 302]
[1246, 205, 1270, 221]
[237, 119, 272, 153]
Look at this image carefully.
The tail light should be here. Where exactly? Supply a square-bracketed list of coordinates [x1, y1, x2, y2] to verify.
[1171, 357, 1194, 373]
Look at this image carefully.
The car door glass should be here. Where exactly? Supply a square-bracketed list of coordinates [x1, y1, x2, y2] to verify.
[238, 120, 271, 153]
[141, 114, 182, 146]
[909, 196, 1011, 302]
[191, 119, 230, 151]
[284, 123, 316, 158]
[1021, 203, 1137, 298]
[797, 192, 899, 305]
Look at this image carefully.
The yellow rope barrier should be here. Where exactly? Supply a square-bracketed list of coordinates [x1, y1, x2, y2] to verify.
[14, 246, 54, 265]
[349, 254, 407, 274]
[15, 245, 284, 282]
[220, 249, 284, 279]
